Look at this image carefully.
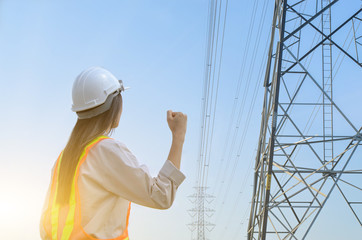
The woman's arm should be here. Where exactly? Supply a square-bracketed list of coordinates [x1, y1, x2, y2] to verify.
[166, 110, 187, 169]
[81, 110, 187, 209]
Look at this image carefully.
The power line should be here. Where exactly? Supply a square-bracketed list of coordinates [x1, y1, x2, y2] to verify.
[212, 0, 260, 198]
[189, 0, 229, 239]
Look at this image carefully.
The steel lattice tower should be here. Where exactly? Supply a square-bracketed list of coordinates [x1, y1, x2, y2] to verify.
[247, 0, 362, 239]
[188, 187, 215, 240]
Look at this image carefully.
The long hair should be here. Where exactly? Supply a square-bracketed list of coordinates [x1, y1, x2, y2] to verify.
[56, 94, 122, 205]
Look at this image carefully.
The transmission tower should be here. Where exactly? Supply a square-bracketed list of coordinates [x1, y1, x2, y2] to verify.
[248, 0, 362, 239]
[188, 187, 215, 240]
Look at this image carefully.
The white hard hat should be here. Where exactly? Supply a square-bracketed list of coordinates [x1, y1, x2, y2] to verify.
[71, 66, 128, 119]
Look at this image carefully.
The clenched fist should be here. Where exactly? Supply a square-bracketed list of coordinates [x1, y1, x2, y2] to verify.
[167, 110, 187, 142]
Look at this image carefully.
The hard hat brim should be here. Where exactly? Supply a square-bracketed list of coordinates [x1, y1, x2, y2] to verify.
[76, 91, 120, 119]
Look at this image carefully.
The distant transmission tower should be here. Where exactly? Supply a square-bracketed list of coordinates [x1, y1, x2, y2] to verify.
[248, 0, 362, 239]
[188, 187, 215, 240]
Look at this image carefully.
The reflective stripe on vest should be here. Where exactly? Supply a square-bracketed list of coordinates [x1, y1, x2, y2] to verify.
[44, 135, 131, 240]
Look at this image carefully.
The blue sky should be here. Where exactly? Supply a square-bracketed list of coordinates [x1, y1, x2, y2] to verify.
[0, 1, 361, 239]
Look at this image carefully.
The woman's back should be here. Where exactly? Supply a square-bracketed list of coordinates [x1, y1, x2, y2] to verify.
[41, 138, 185, 239]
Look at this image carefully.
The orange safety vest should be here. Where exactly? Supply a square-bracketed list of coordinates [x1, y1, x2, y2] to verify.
[43, 136, 131, 240]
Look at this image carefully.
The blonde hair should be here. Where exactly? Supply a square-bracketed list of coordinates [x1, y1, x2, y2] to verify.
[56, 94, 122, 205]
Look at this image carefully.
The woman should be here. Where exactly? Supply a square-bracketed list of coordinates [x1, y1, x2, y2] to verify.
[40, 67, 187, 240]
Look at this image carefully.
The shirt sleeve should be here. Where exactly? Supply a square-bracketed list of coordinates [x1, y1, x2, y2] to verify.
[85, 138, 186, 209]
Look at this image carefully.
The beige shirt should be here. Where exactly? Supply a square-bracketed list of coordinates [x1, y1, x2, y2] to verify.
[40, 138, 186, 239]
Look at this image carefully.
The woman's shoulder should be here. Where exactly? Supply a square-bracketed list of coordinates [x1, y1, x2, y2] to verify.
[93, 137, 132, 155]
[97, 137, 126, 148]
[88, 137, 138, 168]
